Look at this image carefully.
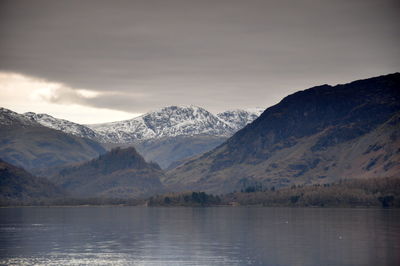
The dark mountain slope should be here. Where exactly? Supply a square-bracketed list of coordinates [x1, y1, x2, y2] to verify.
[220, 73, 400, 164]
[52, 147, 164, 198]
[0, 108, 106, 170]
[166, 73, 400, 193]
[0, 159, 64, 203]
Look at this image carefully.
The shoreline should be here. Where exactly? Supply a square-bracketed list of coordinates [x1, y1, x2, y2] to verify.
[0, 204, 394, 209]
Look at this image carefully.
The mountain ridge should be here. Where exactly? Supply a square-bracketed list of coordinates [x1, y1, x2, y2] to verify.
[24, 112, 99, 140]
[88, 105, 264, 143]
[166, 73, 400, 193]
[22, 105, 264, 144]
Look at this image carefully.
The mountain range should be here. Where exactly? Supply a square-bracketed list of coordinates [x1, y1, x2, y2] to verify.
[20, 106, 263, 168]
[25, 105, 263, 143]
[1, 73, 399, 202]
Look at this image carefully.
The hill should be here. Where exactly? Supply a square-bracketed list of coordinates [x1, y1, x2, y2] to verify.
[52, 147, 164, 198]
[0, 108, 106, 170]
[0, 159, 64, 204]
[166, 73, 400, 193]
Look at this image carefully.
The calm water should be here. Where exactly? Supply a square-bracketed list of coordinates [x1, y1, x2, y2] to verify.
[0, 207, 399, 266]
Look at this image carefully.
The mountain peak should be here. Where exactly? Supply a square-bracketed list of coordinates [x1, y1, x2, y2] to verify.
[85, 146, 160, 174]
[54, 147, 164, 197]
[87, 105, 263, 143]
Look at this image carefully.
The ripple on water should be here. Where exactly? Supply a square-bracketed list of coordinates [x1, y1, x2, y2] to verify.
[0, 252, 244, 266]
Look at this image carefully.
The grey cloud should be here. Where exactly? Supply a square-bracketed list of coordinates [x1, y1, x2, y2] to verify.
[0, 0, 399, 113]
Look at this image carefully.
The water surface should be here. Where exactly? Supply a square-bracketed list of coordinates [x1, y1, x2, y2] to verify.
[0, 207, 399, 265]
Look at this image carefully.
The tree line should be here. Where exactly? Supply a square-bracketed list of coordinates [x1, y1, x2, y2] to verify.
[1, 177, 399, 208]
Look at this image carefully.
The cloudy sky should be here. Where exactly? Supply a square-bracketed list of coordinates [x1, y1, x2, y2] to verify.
[0, 0, 399, 123]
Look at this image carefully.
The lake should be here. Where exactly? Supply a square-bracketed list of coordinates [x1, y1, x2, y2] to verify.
[0, 207, 399, 265]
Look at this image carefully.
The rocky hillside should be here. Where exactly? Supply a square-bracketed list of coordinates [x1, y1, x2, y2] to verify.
[166, 73, 400, 194]
[217, 108, 264, 131]
[51, 147, 165, 198]
[0, 107, 38, 127]
[0, 108, 106, 170]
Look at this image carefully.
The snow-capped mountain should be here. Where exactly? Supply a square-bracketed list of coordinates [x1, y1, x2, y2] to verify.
[0, 107, 106, 170]
[0, 108, 39, 127]
[0, 105, 264, 169]
[217, 108, 264, 131]
[1, 106, 264, 144]
[88, 105, 236, 143]
[24, 112, 99, 140]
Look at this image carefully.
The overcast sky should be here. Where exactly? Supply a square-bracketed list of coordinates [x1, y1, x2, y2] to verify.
[0, 0, 399, 123]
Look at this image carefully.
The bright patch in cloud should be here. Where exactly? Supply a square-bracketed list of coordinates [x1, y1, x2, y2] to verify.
[76, 89, 100, 98]
[0, 72, 140, 124]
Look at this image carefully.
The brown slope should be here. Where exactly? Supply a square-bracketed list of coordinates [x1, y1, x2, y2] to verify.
[166, 73, 400, 193]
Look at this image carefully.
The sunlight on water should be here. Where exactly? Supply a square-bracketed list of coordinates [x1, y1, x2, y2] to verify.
[1, 253, 244, 266]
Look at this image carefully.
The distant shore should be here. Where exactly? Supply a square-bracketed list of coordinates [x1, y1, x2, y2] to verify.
[2, 177, 399, 208]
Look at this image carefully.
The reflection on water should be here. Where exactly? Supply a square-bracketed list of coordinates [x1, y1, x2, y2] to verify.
[0, 207, 399, 265]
